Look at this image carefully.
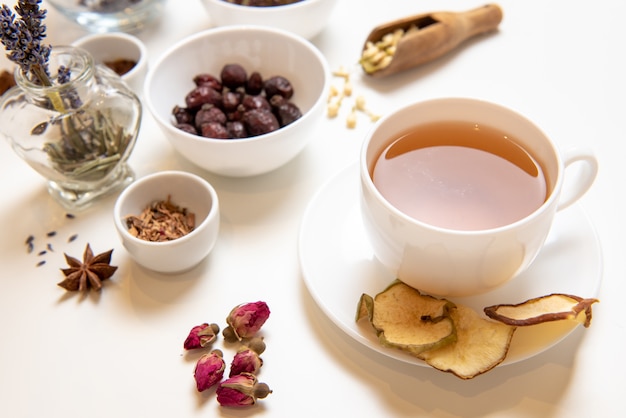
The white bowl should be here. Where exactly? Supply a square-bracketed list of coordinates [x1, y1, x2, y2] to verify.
[72, 32, 148, 95]
[144, 26, 329, 177]
[199, 0, 338, 40]
[113, 171, 220, 273]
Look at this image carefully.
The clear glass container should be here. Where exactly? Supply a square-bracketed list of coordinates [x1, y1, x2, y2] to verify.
[47, 0, 166, 33]
[0, 46, 142, 210]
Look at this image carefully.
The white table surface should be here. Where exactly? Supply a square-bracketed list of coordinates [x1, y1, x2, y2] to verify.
[1, 1, 624, 416]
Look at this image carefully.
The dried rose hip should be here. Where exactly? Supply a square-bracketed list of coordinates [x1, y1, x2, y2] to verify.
[221, 64, 248, 90]
[246, 71, 264, 95]
[243, 109, 280, 136]
[194, 73, 223, 91]
[195, 104, 227, 129]
[264, 75, 293, 99]
[185, 85, 222, 110]
[172, 64, 302, 140]
[201, 122, 229, 139]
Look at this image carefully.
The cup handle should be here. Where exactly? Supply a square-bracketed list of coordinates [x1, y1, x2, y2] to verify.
[557, 147, 598, 211]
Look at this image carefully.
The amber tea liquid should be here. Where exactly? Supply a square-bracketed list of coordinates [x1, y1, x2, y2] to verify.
[372, 121, 547, 230]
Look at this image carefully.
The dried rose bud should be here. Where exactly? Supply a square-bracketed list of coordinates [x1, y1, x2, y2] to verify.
[225, 301, 270, 341]
[184, 323, 220, 350]
[216, 372, 272, 407]
[194, 349, 225, 392]
[229, 348, 263, 377]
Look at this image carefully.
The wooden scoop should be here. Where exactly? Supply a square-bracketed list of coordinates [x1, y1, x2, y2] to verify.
[360, 4, 503, 77]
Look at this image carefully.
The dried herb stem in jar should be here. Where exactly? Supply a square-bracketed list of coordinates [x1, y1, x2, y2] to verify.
[125, 196, 195, 242]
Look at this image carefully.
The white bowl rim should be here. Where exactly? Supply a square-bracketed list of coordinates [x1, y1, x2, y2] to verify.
[114, 170, 219, 248]
[144, 24, 330, 146]
[202, 0, 326, 12]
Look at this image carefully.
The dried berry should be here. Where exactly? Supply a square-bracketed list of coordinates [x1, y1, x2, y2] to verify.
[194, 350, 226, 392]
[245, 71, 264, 95]
[195, 104, 227, 129]
[172, 64, 301, 139]
[222, 91, 242, 112]
[264, 75, 293, 99]
[194, 73, 223, 91]
[201, 122, 229, 139]
[176, 123, 197, 135]
[221, 64, 248, 89]
[173, 105, 194, 125]
[226, 121, 247, 139]
[185, 85, 222, 110]
[242, 109, 280, 137]
[270, 96, 303, 127]
[241, 95, 271, 112]
[216, 373, 272, 407]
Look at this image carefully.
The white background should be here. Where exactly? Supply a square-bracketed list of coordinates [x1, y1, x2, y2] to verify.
[1, 1, 624, 416]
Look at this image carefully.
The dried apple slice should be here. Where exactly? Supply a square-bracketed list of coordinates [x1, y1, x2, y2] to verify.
[356, 280, 457, 355]
[418, 304, 516, 379]
[484, 293, 599, 328]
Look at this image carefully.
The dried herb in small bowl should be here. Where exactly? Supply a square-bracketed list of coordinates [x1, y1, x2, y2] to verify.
[125, 196, 195, 242]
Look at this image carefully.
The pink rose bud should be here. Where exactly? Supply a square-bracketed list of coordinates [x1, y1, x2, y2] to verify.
[194, 350, 226, 392]
[216, 372, 272, 407]
[225, 301, 270, 341]
[229, 348, 263, 377]
[184, 323, 220, 350]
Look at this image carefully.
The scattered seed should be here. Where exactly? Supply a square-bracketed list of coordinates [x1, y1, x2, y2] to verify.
[65, 213, 76, 219]
[36, 260, 46, 267]
[47, 243, 54, 252]
[38, 250, 47, 256]
[25, 235, 34, 244]
[27, 242, 34, 254]
[68, 234, 78, 243]
[47, 231, 57, 237]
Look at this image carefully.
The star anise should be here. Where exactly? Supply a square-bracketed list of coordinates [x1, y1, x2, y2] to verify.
[58, 243, 117, 292]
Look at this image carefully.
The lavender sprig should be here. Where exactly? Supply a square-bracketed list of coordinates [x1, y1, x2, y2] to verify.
[1, 0, 51, 86]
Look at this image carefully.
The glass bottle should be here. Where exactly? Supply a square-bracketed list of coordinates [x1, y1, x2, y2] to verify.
[0, 46, 142, 210]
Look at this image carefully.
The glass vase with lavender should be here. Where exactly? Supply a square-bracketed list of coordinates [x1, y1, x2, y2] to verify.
[0, 0, 141, 210]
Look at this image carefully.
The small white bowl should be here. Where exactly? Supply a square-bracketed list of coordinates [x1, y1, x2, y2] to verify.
[199, 0, 338, 40]
[113, 171, 220, 273]
[72, 32, 148, 95]
[144, 26, 329, 177]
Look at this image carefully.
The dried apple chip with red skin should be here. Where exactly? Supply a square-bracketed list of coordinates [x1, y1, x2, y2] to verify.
[484, 293, 599, 328]
[418, 304, 516, 380]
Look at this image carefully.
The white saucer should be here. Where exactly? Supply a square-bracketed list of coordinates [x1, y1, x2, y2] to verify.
[298, 163, 603, 367]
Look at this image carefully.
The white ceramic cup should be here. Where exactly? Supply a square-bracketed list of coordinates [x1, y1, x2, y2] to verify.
[360, 98, 598, 297]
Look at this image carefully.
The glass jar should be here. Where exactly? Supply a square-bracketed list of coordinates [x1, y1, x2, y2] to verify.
[47, 0, 166, 33]
[0, 46, 142, 210]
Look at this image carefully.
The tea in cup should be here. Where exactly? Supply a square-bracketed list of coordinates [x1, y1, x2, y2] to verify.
[360, 98, 598, 297]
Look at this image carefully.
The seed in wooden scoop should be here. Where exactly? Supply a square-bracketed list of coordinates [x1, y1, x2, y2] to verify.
[484, 293, 599, 328]
[356, 280, 457, 355]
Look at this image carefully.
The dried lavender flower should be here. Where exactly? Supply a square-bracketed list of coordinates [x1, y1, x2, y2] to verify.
[0, 1, 51, 86]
